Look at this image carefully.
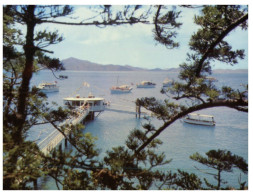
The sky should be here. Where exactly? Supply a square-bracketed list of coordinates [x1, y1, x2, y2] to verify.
[2, 2, 249, 70]
[39, 5, 248, 70]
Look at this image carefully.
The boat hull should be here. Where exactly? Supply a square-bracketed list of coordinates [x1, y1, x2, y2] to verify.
[40, 87, 59, 93]
[136, 85, 155, 88]
[110, 85, 133, 94]
[163, 83, 172, 87]
[110, 89, 132, 94]
[183, 118, 215, 126]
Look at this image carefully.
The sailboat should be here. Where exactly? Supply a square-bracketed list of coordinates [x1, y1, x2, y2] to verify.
[110, 77, 133, 94]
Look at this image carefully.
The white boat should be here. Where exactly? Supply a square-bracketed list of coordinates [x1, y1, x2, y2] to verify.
[162, 78, 173, 87]
[110, 85, 133, 94]
[37, 81, 59, 93]
[183, 113, 215, 126]
[205, 76, 218, 82]
[59, 75, 68, 79]
[137, 81, 156, 88]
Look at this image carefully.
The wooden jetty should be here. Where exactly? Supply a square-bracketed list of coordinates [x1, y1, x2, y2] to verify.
[37, 94, 105, 155]
[37, 95, 152, 155]
[106, 105, 152, 118]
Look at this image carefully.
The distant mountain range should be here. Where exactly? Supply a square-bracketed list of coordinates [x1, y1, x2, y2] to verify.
[61, 57, 247, 73]
[62, 57, 147, 71]
[212, 69, 248, 74]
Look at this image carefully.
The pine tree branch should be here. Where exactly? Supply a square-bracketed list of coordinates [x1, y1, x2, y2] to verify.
[45, 119, 100, 171]
[154, 5, 163, 42]
[40, 19, 150, 26]
[35, 47, 54, 54]
[195, 13, 248, 77]
[193, 166, 217, 176]
[135, 99, 248, 154]
[174, 94, 206, 104]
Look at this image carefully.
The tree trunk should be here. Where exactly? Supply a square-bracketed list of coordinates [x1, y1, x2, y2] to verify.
[4, 6, 37, 190]
[217, 169, 221, 190]
[15, 5, 36, 144]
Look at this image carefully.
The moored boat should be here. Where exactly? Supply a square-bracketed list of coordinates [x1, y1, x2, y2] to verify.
[205, 76, 218, 82]
[137, 81, 156, 88]
[110, 85, 133, 94]
[37, 81, 59, 93]
[59, 75, 68, 79]
[183, 113, 215, 126]
[163, 78, 173, 87]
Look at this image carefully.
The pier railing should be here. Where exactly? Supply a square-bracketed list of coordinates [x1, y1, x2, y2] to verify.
[37, 104, 151, 155]
[106, 103, 153, 118]
[37, 107, 90, 155]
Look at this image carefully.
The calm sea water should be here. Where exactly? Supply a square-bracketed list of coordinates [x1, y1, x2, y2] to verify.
[30, 70, 248, 189]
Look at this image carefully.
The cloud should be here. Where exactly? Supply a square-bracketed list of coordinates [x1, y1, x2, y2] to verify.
[64, 5, 154, 45]
[31, 5, 248, 70]
[37, 6, 154, 46]
[79, 23, 153, 45]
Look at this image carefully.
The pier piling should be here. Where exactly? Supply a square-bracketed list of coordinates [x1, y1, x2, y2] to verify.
[136, 105, 141, 119]
[33, 179, 38, 190]
[65, 138, 68, 147]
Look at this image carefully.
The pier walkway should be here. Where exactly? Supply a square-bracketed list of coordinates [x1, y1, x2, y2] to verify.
[106, 103, 153, 117]
[38, 107, 90, 155]
[106, 107, 152, 117]
[37, 103, 152, 155]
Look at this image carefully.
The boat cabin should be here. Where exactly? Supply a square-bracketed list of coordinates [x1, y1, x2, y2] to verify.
[137, 81, 156, 88]
[163, 78, 173, 87]
[140, 81, 155, 85]
[187, 113, 214, 121]
[63, 94, 105, 112]
[37, 82, 59, 93]
[38, 82, 58, 89]
[205, 76, 218, 82]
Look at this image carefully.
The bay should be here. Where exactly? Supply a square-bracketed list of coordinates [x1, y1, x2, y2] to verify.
[30, 70, 248, 189]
